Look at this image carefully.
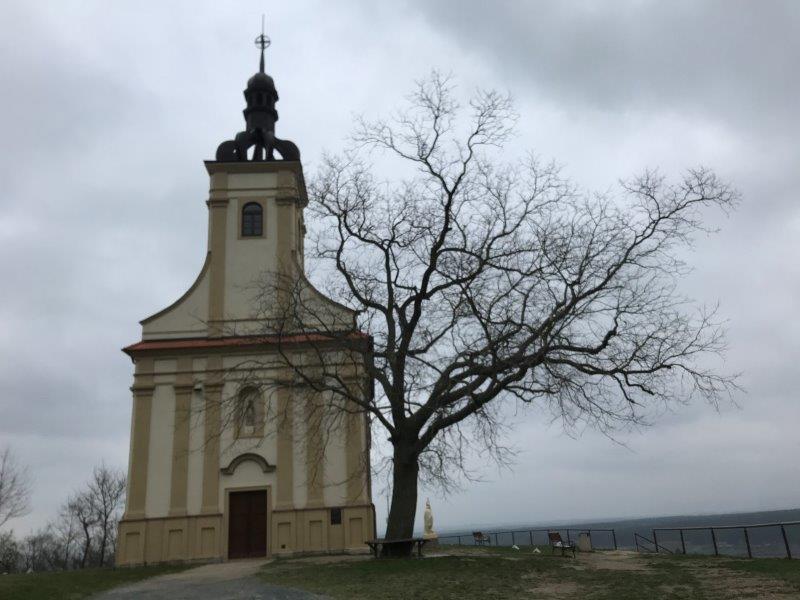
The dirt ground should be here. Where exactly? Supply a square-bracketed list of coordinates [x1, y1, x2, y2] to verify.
[386, 547, 800, 599]
[92, 559, 325, 600]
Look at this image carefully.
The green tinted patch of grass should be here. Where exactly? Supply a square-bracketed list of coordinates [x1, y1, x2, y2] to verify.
[260, 549, 708, 600]
[724, 558, 800, 590]
[0, 564, 189, 600]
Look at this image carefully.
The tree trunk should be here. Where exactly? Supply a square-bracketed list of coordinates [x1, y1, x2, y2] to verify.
[61, 522, 72, 569]
[99, 513, 111, 567]
[99, 525, 107, 567]
[80, 525, 91, 569]
[383, 444, 419, 556]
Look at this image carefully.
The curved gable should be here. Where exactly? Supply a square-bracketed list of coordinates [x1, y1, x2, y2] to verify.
[141, 252, 211, 340]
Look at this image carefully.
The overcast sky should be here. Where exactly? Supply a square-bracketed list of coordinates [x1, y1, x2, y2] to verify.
[1, 0, 798, 535]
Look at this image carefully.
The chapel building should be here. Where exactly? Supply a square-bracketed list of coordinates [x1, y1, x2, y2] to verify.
[116, 35, 375, 566]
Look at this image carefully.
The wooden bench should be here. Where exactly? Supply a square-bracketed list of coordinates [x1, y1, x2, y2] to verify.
[548, 532, 576, 558]
[472, 531, 491, 546]
[365, 537, 427, 558]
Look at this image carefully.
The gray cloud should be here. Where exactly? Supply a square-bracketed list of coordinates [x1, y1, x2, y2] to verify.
[411, 1, 800, 126]
[1, 0, 798, 535]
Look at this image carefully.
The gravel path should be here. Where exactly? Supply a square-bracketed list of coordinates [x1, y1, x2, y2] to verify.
[92, 559, 327, 600]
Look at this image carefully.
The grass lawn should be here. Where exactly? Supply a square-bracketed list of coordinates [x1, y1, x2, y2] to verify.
[726, 557, 800, 588]
[0, 564, 189, 600]
[260, 546, 800, 600]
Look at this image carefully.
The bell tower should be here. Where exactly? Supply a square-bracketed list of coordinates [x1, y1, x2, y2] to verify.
[136, 23, 310, 341]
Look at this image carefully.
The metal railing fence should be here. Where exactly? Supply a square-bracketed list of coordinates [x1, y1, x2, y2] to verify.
[437, 527, 617, 549]
[634, 532, 673, 554]
[648, 520, 799, 559]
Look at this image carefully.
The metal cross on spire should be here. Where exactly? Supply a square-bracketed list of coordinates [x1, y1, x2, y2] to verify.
[254, 14, 271, 74]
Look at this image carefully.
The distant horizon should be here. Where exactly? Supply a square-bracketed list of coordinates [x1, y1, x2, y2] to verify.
[404, 506, 800, 537]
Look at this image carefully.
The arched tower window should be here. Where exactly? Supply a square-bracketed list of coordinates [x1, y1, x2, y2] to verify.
[241, 202, 263, 237]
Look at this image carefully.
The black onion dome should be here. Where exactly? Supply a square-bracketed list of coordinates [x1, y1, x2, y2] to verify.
[247, 71, 276, 90]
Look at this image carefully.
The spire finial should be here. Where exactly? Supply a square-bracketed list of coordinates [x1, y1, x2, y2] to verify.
[254, 14, 270, 74]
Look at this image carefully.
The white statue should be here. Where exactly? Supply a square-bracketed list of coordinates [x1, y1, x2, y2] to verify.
[423, 498, 438, 540]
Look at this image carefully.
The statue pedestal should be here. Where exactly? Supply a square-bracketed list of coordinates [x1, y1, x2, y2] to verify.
[577, 532, 593, 552]
[423, 534, 439, 547]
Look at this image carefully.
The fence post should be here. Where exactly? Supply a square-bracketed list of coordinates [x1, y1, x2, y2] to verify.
[529, 530, 533, 546]
[458, 535, 462, 546]
[511, 531, 515, 546]
[680, 530, 686, 555]
[652, 530, 659, 553]
[634, 534, 639, 553]
[566, 530, 571, 545]
[781, 525, 792, 559]
[494, 533, 498, 546]
[612, 529, 618, 550]
[710, 528, 718, 556]
[743, 528, 752, 559]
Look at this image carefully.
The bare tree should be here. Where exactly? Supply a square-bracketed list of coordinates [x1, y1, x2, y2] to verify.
[246, 72, 738, 550]
[20, 528, 59, 573]
[87, 464, 125, 567]
[67, 490, 96, 569]
[50, 507, 80, 570]
[0, 463, 125, 573]
[0, 530, 21, 573]
[0, 446, 32, 528]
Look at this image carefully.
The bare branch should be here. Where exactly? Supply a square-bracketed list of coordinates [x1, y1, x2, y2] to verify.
[238, 72, 738, 542]
[0, 446, 32, 529]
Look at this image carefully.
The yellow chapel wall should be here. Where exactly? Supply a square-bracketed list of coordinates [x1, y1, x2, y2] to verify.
[119, 161, 373, 567]
[118, 352, 374, 566]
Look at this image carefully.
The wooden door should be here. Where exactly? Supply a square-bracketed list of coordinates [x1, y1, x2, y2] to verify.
[228, 490, 267, 559]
